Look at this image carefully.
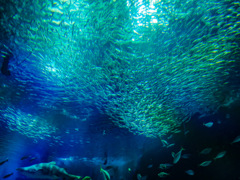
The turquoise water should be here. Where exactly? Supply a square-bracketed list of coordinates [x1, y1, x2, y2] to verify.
[0, 0, 240, 179]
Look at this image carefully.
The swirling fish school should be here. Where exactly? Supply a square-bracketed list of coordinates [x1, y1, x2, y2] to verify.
[0, 0, 239, 139]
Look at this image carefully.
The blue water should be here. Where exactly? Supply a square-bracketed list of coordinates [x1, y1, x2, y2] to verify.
[0, 102, 240, 179]
[0, 0, 240, 179]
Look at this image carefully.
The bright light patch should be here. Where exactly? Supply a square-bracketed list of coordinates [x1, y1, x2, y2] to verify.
[59, 0, 70, 4]
[148, 9, 157, 13]
[138, 5, 146, 15]
[127, 0, 130, 7]
[133, 0, 166, 28]
[151, 18, 158, 23]
[46, 64, 57, 73]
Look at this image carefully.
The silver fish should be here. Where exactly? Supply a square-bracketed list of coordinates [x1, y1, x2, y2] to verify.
[203, 122, 213, 128]
[158, 172, 169, 178]
[200, 148, 212, 155]
[199, 160, 212, 167]
[185, 169, 194, 176]
[100, 167, 110, 180]
[214, 151, 226, 160]
[231, 135, 240, 144]
[172, 147, 184, 164]
[181, 154, 191, 159]
[137, 174, 147, 180]
[159, 163, 173, 169]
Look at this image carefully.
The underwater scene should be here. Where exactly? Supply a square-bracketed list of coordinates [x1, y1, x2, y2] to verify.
[0, 0, 240, 179]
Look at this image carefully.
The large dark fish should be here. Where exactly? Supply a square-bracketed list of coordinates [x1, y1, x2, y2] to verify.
[29, 157, 37, 162]
[3, 172, 13, 179]
[17, 161, 84, 179]
[21, 155, 29, 160]
[104, 151, 108, 165]
[1, 54, 12, 76]
[0, 158, 8, 166]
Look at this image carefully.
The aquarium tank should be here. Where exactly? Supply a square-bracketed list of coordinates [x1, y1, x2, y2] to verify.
[0, 0, 240, 179]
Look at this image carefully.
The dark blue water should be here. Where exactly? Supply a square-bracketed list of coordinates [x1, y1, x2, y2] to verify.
[0, 100, 239, 179]
[1, 0, 240, 179]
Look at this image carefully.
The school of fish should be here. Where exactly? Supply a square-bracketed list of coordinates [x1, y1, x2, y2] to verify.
[0, 0, 239, 141]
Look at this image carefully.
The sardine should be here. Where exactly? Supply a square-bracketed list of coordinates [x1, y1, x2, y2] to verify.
[199, 160, 212, 167]
[172, 147, 184, 164]
[214, 151, 226, 160]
